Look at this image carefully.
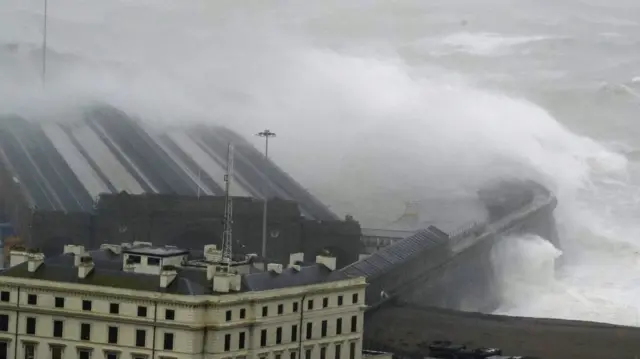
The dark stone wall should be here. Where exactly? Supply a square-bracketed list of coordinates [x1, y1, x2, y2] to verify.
[1, 192, 364, 268]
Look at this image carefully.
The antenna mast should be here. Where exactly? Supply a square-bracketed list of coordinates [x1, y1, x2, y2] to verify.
[221, 144, 235, 271]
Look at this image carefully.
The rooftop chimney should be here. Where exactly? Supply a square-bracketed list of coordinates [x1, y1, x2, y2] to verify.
[204, 244, 222, 262]
[316, 254, 336, 271]
[289, 252, 304, 267]
[160, 265, 178, 288]
[27, 251, 44, 273]
[9, 246, 29, 268]
[77, 255, 95, 279]
[267, 263, 283, 274]
[212, 267, 241, 293]
[63, 244, 85, 256]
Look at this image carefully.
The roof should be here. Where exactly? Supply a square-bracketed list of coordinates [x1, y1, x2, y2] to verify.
[0, 104, 336, 220]
[333, 227, 449, 281]
[0, 248, 345, 295]
[123, 246, 189, 257]
[361, 228, 415, 239]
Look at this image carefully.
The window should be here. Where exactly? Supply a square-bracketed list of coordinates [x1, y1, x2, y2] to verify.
[0, 314, 7, 331]
[292, 302, 299, 313]
[337, 295, 343, 306]
[50, 345, 63, 359]
[305, 349, 312, 359]
[321, 320, 327, 337]
[164, 332, 174, 350]
[82, 300, 92, 311]
[108, 326, 118, 344]
[110, 303, 119, 314]
[224, 333, 231, 351]
[53, 320, 63, 338]
[27, 294, 37, 305]
[128, 255, 141, 263]
[322, 297, 328, 308]
[276, 327, 282, 344]
[80, 323, 91, 340]
[165, 309, 175, 320]
[276, 355, 282, 359]
[105, 351, 119, 359]
[306, 322, 312, 339]
[278, 303, 284, 315]
[336, 318, 342, 335]
[352, 293, 358, 304]
[0, 291, 8, 302]
[260, 329, 267, 347]
[147, 257, 160, 265]
[137, 306, 147, 317]
[351, 315, 357, 332]
[290, 352, 297, 359]
[54, 297, 64, 308]
[136, 329, 146, 347]
[24, 343, 35, 359]
[291, 325, 298, 342]
[336, 344, 342, 359]
[262, 306, 268, 317]
[78, 349, 91, 359]
[307, 299, 313, 310]
[320, 347, 327, 359]
[25, 317, 36, 335]
[240, 308, 246, 319]
[226, 310, 232, 321]
[350, 342, 356, 359]
[239, 332, 246, 349]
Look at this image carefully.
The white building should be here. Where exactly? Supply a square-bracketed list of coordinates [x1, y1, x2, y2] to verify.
[0, 242, 367, 359]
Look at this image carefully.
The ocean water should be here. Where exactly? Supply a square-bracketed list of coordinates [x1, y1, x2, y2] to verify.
[2, 0, 640, 325]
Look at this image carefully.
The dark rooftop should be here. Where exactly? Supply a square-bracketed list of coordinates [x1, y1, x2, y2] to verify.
[0, 247, 345, 295]
[123, 246, 189, 257]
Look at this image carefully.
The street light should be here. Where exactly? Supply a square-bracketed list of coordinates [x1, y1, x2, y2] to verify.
[42, 0, 49, 87]
[256, 129, 276, 269]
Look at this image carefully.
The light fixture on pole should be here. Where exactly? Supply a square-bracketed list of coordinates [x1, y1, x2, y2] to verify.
[256, 129, 276, 269]
[42, 0, 48, 87]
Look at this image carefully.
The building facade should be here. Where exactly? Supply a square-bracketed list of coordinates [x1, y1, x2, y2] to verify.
[0, 243, 366, 359]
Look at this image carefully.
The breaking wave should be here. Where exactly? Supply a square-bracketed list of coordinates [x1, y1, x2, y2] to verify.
[1, 0, 640, 325]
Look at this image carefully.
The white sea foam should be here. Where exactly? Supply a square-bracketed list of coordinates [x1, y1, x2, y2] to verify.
[1, 0, 640, 326]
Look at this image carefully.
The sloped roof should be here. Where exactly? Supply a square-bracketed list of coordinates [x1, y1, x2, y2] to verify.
[0, 247, 343, 295]
[0, 105, 336, 220]
[333, 226, 449, 281]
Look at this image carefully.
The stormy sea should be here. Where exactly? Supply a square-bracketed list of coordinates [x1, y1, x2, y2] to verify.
[2, 0, 640, 325]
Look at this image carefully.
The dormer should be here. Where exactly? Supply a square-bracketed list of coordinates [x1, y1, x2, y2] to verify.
[122, 244, 189, 275]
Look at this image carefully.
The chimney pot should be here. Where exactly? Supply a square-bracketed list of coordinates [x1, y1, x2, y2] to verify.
[288, 252, 304, 267]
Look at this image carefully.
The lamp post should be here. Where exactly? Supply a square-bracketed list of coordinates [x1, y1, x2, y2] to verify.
[42, 0, 48, 87]
[256, 129, 276, 269]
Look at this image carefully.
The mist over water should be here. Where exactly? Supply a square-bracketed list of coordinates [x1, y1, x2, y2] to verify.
[3, 0, 640, 325]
